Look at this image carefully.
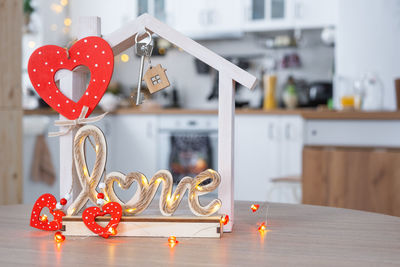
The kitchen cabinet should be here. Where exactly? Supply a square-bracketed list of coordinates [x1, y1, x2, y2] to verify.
[235, 114, 303, 202]
[22, 112, 304, 204]
[166, 0, 243, 39]
[302, 146, 400, 217]
[243, 0, 293, 31]
[137, 0, 167, 22]
[110, 115, 158, 178]
[235, 115, 279, 202]
[292, 0, 338, 28]
[243, 0, 338, 32]
[69, 0, 137, 35]
[280, 115, 303, 176]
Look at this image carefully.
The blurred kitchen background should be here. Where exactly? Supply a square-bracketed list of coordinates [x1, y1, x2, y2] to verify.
[13, 0, 400, 217]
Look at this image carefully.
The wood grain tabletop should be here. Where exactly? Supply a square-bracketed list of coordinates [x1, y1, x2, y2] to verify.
[1, 201, 400, 266]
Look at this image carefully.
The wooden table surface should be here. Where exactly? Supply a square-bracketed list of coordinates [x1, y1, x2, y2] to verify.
[1, 202, 400, 266]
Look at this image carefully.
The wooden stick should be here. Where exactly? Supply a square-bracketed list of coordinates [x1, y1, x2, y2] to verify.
[59, 17, 101, 206]
[395, 79, 400, 110]
[217, 72, 235, 232]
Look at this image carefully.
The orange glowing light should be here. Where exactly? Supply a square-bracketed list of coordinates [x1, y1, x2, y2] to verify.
[251, 204, 260, 212]
[108, 227, 117, 236]
[220, 215, 229, 225]
[258, 222, 267, 232]
[54, 231, 65, 243]
[39, 214, 48, 222]
[168, 236, 179, 248]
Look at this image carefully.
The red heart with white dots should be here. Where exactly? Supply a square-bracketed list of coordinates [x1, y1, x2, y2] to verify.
[82, 202, 122, 238]
[27, 36, 114, 120]
[30, 193, 65, 231]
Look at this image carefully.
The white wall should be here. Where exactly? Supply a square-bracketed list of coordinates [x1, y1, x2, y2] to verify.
[336, 0, 400, 110]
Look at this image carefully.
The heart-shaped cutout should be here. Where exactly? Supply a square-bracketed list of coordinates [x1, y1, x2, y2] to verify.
[30, 193, 65, 231]
[28, 36, 114, 120]
[82, 202, 122, 238]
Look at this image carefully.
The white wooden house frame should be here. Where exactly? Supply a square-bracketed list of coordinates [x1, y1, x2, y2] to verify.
[57, 14, 257, 232]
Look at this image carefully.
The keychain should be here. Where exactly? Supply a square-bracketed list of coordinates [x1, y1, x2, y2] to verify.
[132, 31, 170, 105]
[132, 31, 153, 105]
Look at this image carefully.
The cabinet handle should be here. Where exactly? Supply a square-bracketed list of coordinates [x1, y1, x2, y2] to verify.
[294, 1, 303, 19]
[285, 123, 291, 140]
[268, 124, 274, 140]
[146, 122, 153, 138]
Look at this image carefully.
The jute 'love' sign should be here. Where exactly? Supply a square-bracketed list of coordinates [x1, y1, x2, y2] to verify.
[28, 37, 114, 120]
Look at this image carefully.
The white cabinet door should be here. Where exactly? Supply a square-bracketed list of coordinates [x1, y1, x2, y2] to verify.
[292, 0, 338, 28]
[69, 0, 137, 36]
[110, 115, 158, 177]
[280, 115, 303, 176]
[243, 0, 293, 31]
[234, 115, 281, 201]
[167, 0, 243, 39]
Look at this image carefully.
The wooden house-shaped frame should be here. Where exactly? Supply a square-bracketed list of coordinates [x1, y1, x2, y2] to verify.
[56, 14, 257, 232]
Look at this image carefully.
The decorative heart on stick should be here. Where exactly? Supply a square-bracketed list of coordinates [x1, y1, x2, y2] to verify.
[27, 36, 114, 120]
[82, 202, 122, 238]
[30, 194, 65, 231]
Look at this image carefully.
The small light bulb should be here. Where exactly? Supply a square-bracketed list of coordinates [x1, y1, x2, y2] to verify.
[54, 231, 65, 243]
[120, 54, 129, 62]
[40, 214, 48, 222]
[168, 236, 178, 248]
[251, 204, 260, 212]
[28, 41, 36, 48]
[64, 18, 72, 27]
[108, 227, 117, 236]
[220, 215, 229, 226]
[258, 222, 267, 232]
[60, 0, 68, 6]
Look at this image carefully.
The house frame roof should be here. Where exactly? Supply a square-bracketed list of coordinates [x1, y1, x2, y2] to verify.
[103, 14, 257, 90]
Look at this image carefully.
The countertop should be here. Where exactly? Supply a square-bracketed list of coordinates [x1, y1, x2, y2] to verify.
[1, 201, 400, 266]
[24, 107, 400, 120]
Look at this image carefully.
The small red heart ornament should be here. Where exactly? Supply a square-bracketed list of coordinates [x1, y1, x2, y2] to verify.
[28, 36, 114, 120]
[30, 194, 65, 231]
[82, 202, 122, 238]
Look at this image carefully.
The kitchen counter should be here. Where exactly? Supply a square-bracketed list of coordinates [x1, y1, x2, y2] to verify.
[24, 107, 400, 119]
[23, 107, 308, 116]
[301, 110, 400, 120]
[1, 202, 400, 266]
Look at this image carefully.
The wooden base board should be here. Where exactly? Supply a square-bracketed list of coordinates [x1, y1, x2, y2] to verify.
[62, 215, 223, 238]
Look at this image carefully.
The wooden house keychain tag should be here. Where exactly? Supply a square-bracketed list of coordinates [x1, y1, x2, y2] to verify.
[143, 64, 170, 94]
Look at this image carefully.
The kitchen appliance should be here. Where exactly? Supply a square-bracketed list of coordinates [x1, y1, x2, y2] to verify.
[158, 116, 218, 184]
[307, 82, 332, 107]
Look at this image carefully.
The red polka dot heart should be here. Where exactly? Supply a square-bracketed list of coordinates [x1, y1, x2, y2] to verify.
[82, 202, 122, 238]
[30, 194, 66, 231]
[28, 37, 114, 120]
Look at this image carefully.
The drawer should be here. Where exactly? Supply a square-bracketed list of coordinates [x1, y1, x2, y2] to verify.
[158, 115, 218, 131]
[304, 120, 400, 147]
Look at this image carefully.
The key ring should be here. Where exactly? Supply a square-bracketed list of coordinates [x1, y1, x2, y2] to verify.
[135, 30, 152, 46]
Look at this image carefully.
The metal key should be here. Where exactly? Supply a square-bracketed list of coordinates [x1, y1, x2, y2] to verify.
[134, 42, 153, 105]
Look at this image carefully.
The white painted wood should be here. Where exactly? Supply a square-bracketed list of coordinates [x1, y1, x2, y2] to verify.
[167, 0, 243, 39]
[292, 0, 338, 28]
[243, 0, 294, 32]
[280, 115, 303, 176]
[304, 119, 400, 147]
[111, 115, 158, 180]
[59, 17, 101, 204]
[217, 73, 235, 232]
[234, 115, 280, 202]
[102, 14, 257, 90]
[62, 216, 222, 238]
